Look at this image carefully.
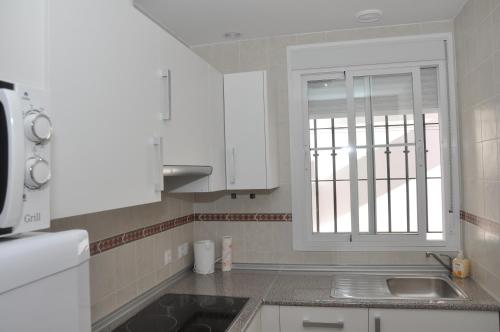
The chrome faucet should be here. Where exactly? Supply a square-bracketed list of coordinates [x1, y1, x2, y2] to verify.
[426, 252, 453, 277]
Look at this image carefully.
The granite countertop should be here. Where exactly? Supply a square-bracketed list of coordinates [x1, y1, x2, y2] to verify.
[164, 269, 500, 332]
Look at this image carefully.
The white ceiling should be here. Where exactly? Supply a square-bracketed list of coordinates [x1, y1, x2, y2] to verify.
[134, 0, 466, 46]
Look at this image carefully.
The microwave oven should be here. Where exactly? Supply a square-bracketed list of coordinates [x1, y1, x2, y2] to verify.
[0, 80, 51, 236]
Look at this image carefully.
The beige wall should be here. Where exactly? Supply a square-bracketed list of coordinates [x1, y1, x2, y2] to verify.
[50, 193, 195, 322]
[454, 0, 500, 299]
[192, 21, 454, 265]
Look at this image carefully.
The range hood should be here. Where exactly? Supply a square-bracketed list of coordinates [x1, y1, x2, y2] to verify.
[162, 165, 212, 177]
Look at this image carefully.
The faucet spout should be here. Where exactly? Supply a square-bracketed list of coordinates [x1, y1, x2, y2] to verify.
[426, 252, 453, 277]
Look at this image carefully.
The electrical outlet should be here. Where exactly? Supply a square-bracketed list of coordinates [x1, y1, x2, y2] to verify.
[164, 249, 172, 266]
[177, 242, 188, 258]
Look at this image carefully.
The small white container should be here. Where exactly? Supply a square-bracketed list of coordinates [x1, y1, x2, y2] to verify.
[222, 236, 233, 272]
[194, 240, 215, 275]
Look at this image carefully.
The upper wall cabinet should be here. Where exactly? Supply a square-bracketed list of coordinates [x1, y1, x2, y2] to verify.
[49, 0, 171, 218]
[159, 37, 226, 193]
[0, 0, 47, 89]
[224, 71, 279, 190]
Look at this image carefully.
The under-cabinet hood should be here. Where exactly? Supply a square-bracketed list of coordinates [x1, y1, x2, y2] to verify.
[162, 165, 212, 177]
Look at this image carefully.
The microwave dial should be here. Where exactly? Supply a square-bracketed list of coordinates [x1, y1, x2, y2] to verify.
[24, 110, 52, 143]
[25, 156, 51, 189]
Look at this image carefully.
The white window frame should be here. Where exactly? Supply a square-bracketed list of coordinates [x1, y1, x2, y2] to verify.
[288, 34, 461, 251]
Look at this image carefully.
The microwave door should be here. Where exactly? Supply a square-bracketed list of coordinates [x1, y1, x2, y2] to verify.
[0, 87, 24, 230]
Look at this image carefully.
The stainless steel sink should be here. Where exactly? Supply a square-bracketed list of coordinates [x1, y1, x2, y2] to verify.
[386, 276, 467, 299]
[331, 274, 468, 300]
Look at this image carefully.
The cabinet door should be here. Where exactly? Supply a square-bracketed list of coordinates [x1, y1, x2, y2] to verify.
[206, 65, 226, 191]
[368, 309, 499, 332]
[245, 309, 262, 332]
[261, 305, 280, 332]
[280, 306, 368, 332]
[0, 0, 46, 88]
[162, 44, 210, 166]
[160, 41, 225, 192]
[49, 0, 164, 218]
[224, 71, 267, 190]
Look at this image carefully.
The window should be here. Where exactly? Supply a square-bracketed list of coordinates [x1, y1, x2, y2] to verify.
[288, 36, 459, 251]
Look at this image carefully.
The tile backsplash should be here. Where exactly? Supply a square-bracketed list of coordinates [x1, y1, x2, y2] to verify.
[454, 0, 500, 300]
[50, 193, 195, 322]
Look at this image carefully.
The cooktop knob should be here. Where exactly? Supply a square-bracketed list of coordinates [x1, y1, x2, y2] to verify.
[25, 156, 51, 189]
[24, 110, 52, 143]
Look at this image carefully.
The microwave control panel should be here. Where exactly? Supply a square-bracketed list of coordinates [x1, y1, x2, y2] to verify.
[17, 85, 51, 234]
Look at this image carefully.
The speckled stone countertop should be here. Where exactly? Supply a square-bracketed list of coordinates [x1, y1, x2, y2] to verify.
[164, 269, 500, 332]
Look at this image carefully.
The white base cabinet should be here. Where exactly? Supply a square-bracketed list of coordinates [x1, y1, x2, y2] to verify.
[279, 306, 368, 332]
[245, 305, 500, 332]
[261, 305, 280, 332]
[368, 309, 499, 332]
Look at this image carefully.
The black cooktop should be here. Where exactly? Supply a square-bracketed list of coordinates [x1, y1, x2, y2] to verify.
[113, 294, 249, 332]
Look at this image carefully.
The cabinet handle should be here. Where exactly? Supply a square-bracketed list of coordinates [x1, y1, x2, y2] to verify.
[375, 317, 381, 332]
[152, 136, 164, 192]
[303, 320, 344, 329]
[229, 147, 236, 184]
[159, 69, 171, 120]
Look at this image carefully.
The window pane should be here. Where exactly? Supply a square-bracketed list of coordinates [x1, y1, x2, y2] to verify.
[316, 118, 332, 129]
[424, 113, 443, 235]
[336, 181, 351, 233]
[306, 69, 446, 240]
[357, 148, 368, 180]
[356, 116, 367, 146]
[317, 150, 333, 180]
[390, 180, 408, 232]
[335, 148, 350, 180]
[373, 124, 387, 145]
[427, 179, 443, 232]
[310, 151, 317, 181]
[376, 180, 389, 232]
[425, 115, 442, 178]
[318, 181, 335, 232]
[374, 147, 387, 179]
[358, 180, 369, 233]
[334, 127, 349, 147]
[316, 129, 333, 148]
[308, 78, 347, 234]
[312, 182, 318, 233]
[409, 179, 418, 232]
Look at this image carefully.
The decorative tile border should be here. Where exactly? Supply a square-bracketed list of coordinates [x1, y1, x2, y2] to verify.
[461, 210, 500, 235]
[90, 214, 194, 256]
[194, 213, 292, 222]
[89, 213, 293, 256]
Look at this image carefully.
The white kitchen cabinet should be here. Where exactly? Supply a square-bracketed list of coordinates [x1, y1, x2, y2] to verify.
[160, 44, 226, 193]
[279, 306, 368, 332]
[368, 309, 499, 332]
[49, 0, 167, 218]
[224, 71, 279, 190]
[0, 0, 47, 89]
[245, 308, 262, 332]
[261, 305, 280, 332]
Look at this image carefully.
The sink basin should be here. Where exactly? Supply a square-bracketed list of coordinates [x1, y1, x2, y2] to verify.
[387, 277, 467, 299]
[331, 274, 468, 300]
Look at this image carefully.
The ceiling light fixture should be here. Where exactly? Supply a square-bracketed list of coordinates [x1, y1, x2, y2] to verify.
[223, 32, 242, 39]
[356, 9, 383, 23]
